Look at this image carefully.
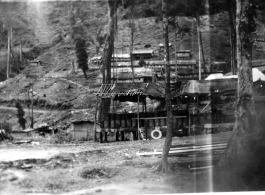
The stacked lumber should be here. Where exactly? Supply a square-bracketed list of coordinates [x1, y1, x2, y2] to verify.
[136, 141, 227, 172]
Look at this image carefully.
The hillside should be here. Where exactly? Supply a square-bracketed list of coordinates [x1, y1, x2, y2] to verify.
[0, 1, 265, 130]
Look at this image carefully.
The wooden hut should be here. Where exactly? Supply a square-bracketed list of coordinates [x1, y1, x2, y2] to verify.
[70, 120, 99, 141]
[132, 49, 154, 60]
[94, 82, 186, 142]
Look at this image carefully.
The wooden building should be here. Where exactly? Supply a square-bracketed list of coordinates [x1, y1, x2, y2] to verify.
[176, 50, 192, 59]
[94, 82, 187, 142]
[210, 61, 228, 72]
[132, 50, 154, 60]
[112, 53, 130, 62]
[70, 120, 99, 141]
[176, 78, 265, 134]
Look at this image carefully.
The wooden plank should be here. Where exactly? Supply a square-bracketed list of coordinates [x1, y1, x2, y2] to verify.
[136, 146, 226, 156]
[167, 150, 224, 157]
[189, 165, 214, 171]
[170, 140, 227, 149]
[166, 143, 227, 151]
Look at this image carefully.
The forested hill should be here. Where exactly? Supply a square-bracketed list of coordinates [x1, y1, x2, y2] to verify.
[0, 0, 265, 130]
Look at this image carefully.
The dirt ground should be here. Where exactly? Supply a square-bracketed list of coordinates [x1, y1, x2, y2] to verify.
[0, 132, 232, 195]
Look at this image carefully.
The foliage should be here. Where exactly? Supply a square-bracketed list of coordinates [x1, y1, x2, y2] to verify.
[239, 4, 258, 56]
[138, 58, 146, 66]
[0, 2, 34, 49]
[87, 22, 106, 55]
[80, 166, 118, 179]
[0, 122, 11, 133]
[15, 102, 26, 130]
[75, 38, 88, 77]
[50, 130, 73, 144]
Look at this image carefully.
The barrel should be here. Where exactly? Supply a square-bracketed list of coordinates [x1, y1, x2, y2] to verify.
[110, 113, 115, 129]
[116, 114, 121, 128]
[104, 114, 109, 129]
[126, 114, 132, 127]
[121, 114, 126, 128]
[132, 113, 137, 127]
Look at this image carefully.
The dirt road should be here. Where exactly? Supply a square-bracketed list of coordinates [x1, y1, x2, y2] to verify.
[0, 106, 52, 114]
[0, 132, 232, 194]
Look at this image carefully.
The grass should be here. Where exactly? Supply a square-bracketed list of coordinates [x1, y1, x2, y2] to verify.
[80, 165, 119, 179]
[20, 169, 84, 193]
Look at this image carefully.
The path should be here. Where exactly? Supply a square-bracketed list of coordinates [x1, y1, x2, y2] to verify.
[0, 106, 52, 114]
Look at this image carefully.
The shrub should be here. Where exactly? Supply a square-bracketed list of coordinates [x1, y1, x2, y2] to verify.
[0, 122, 12, 134]
[80, 166, 118, 179]
[50, 130, 73, 144]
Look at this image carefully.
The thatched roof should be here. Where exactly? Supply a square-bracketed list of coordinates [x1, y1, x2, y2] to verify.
[94, 82, 167, 100]
[94, 83, 147, 98]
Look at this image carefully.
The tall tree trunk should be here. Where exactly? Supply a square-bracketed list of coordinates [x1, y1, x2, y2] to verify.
[72, 60, 75, 73]
[30, 80, 34, 129]
[82, 69, 87, 78]
[19, 36, 23, 62]
[228, 0, 237, 74]
[129, 1, 136, 83]
[130, 20, 135, 83]
[196, 13, 202, 80]
[9, 27, 12, 75]
[220, 0, 259, 164]
[99, 0, 116, 142]
[174, 21, 178, 82]
[199, 31, 206, 73]
[6, 31, 10, 79]
[157, 0, 173, 173]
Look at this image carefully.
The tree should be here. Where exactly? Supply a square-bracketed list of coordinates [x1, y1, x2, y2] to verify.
[126, 1, 142, 83]
[168, 17, 191, 81]
[220, 0, 259, 164]
[227, 0, 237, 74]
[75, 38, 88, 78]
[102, 0, 117, 85]
[15, 102, 26, 130]
[166, 0, 207, 79]
[88, 24, 106, 55]
[98, 0, 117, 143]
[157, 0, 173, 173]
[211, 1, 265, 190]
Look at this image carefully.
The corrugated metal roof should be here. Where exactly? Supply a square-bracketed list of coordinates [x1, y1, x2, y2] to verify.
[176, 60, 197, 65]
[176, 50, 191, 53]
[144, 60, 197, 65]
[132, 50, 154, 54]
[116, 61, 139, 66]
[112, 53, 130, 58]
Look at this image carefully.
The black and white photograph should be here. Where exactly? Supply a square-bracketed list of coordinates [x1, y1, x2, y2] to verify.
[1, 0, 265, 194]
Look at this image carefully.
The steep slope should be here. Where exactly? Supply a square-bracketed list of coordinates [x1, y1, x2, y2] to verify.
[1, 1, 265, 130]
[28, 2, 55, 46]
